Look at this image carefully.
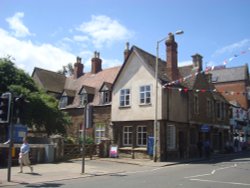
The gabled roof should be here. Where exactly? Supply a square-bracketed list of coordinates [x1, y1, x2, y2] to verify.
[133, 46, 169, 82]
[63, 89, 76, 97]
[113, 45, 206, 91]
[179, 65, 197, 89]
[65, 66, 121, 106]
[99, 82, 112, 92]
[210, 64, 248, 83]
[113, 45, 170, 88]
[79, 85, 95, 94]
[32, 67, 66, 94]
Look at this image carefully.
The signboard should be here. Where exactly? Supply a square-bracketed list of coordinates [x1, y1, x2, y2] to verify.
[147, 136, 154, 156]
[11, 124, 27, 143]
[200, 125, 210, 133]
[109, 145, 118, 158]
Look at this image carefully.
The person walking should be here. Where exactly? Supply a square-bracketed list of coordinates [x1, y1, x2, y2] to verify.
[18, 137, 33, 173]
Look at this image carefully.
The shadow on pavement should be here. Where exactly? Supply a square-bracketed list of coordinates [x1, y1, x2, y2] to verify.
[188, 151, 250, 165]
[22, 182, 64, 187]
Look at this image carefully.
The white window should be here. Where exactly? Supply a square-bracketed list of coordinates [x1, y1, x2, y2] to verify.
[59, 96, 68, 108]
[102, 91, 110, 104]
[140, 85, 151, 105]
[167, 125, 176, 150]
[194, 95, 199, 114]
[123, 126, 132, 146]
[95, 124, 105, 144]
[120, 89, 130, 107]
[137, 126, 147, 146]
[79, 93, 88, 106]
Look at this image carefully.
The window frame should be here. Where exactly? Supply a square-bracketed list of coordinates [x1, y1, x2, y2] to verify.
[120, 88, 131, 107]
[137, 126, 147, 146]
[139, 85, 151, 105]
[95, 123, 105, 144]
[167, 125, 176, 150]
[59, 96, 68, 108]
[79, 93, 88, 107]
[123, 126, 132, 146]
[102, 90, 111, 104]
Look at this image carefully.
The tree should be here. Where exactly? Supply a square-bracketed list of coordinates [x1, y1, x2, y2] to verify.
[0, 57, 71, 135]
[57, 63, 74, 76]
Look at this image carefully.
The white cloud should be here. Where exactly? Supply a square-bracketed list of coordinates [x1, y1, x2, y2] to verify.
[0, 28, 75, 74]
[178, 60, 192, 67]
[77, 15, 133, 48]
[6, 12, 34, 38]
[102, 58, 122, 68]
[1, 13, 126, 75]
[73, 35, 89, 42]
[213, 39, 250, 56]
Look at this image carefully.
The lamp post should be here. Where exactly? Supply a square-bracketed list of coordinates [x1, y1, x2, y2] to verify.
[153, 30, 184, 162]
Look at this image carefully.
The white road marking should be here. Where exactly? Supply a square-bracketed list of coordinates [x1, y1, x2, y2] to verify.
[185, 163, 237, 179]
[190, 178, 250, 186]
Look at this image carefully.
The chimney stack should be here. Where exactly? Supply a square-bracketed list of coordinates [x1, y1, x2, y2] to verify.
[74, 56, 84, 79]
[91, 51, 102, 74]
[165, 33, 179, 81]
[124, 42, 130, 61]
[192, 53, 203, 72]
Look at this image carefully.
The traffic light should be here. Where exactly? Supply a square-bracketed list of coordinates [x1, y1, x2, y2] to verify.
[0, 92, 11, 123]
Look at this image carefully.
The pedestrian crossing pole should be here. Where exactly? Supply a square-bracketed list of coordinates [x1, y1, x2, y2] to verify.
[81, 103, 88, 174]
[6, 93, 13, 182]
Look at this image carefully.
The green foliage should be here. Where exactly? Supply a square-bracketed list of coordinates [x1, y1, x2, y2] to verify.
[57, 63, 74, 76]
[64, 136, 76, 144]
[0, 57, 71, 135]
[0, 57, 38, 94]
[85, 137, 94, 144]
[79, 136, 94, 145]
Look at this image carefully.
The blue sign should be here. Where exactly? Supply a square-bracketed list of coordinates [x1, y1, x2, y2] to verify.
[9, 124, 27, 143]
[147, 136, 154, 156]
[200, 125, 210, 133]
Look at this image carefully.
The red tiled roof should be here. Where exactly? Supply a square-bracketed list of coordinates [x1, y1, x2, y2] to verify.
[65, 66, 121, 106]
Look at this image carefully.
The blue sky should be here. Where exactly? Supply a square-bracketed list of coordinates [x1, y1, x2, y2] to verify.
[0, 0, 250, 75]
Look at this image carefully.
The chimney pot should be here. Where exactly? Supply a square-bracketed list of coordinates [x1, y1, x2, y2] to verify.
[74, 56, 84, 79]
[165, 33, 178, 81]
[192, 53, 203, 72]
[91, 51, 102, 74]
[124, 42, 130, 61]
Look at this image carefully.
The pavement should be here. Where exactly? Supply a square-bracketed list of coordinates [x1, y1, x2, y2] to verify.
[0, 151, 249, 187]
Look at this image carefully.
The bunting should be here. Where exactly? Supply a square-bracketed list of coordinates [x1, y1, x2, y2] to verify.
[163, 47, 250, 88]
[164, 86, 248, 96]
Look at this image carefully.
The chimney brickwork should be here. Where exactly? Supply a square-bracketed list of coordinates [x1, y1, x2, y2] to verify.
[124, 42, 130, 61]
[91, 51, 102, 74]
[74, 56, 84, 79]
[165, 33, 179, 81]
[192, 53, 203, 72]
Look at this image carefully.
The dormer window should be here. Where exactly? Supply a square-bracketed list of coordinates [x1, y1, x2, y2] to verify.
[99, 82, 112, 105]
[59, 96, 68, 108]
[79, 86, 95, 107]
[79, 92, 88, 106]
[102, 90, 111, 104]
[59, 90, 75, 109]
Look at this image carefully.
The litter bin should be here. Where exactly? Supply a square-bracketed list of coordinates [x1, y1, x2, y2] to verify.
[45, 144, 54, 163]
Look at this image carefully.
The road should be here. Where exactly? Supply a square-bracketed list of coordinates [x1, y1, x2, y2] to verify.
[13, 154, 250, 188]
